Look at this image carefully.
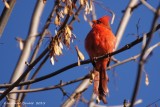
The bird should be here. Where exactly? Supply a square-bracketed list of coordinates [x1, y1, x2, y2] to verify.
[85, 16, 116, 104]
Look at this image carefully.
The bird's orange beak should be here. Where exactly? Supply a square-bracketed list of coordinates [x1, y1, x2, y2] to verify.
[92, 20, 97, 24]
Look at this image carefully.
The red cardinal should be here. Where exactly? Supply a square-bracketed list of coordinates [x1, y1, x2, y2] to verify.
[85, 16, 116, 104]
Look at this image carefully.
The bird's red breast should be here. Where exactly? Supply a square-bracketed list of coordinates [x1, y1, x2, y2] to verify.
[85, 16, 116, 58]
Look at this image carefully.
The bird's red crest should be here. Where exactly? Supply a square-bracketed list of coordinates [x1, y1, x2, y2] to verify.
[98, 16, 110, 26]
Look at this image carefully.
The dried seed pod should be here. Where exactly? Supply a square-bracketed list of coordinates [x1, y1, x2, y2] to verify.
[50, 56, 54, 65]
[55, 42, 62, 56]
[83, 14, 87, 21]
[59, 10, 64, 18]
[54, 15, 61, 26]
[63, 25, 72, 47]
[49, 38, 63, 57]
[75, 46, 85, 66]
[75, 46, 85, 61]
[145, 74, 149, 86]
[63, 6, 69, 15]
[59, 42, 63, 49]
[80, 0, 85, 5]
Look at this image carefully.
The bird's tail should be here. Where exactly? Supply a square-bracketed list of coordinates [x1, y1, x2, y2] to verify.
[93, 60, 109, 104]
[98, 67, 109, 104]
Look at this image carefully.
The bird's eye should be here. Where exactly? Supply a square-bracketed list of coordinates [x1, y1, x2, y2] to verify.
[97, 20, 101, 24]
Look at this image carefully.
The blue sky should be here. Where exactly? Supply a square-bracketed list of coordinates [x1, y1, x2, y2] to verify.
[0, 0, 160, 107]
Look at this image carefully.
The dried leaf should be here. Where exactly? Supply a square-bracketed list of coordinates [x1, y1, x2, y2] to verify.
[54, 16, 61, 26]
[3, 1, 10, 9]
[54, 41, 62, 56]
[49, 38, 63, 60]
[59, 10, 64, 18]
[65, 25, 72, 38]
[145, 74, 149, 86]
[63, 6, 69, 15]
[50, 56, 54, 65]
[64, 25, 72, 47]
[80, 0, 85, 5]
[59, 42, 63, 49]
[75, 46, 85, 60]
[83, 14, 87, 21]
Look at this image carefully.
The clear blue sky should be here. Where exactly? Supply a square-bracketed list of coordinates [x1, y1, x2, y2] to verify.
[0, 0, 160, 107]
